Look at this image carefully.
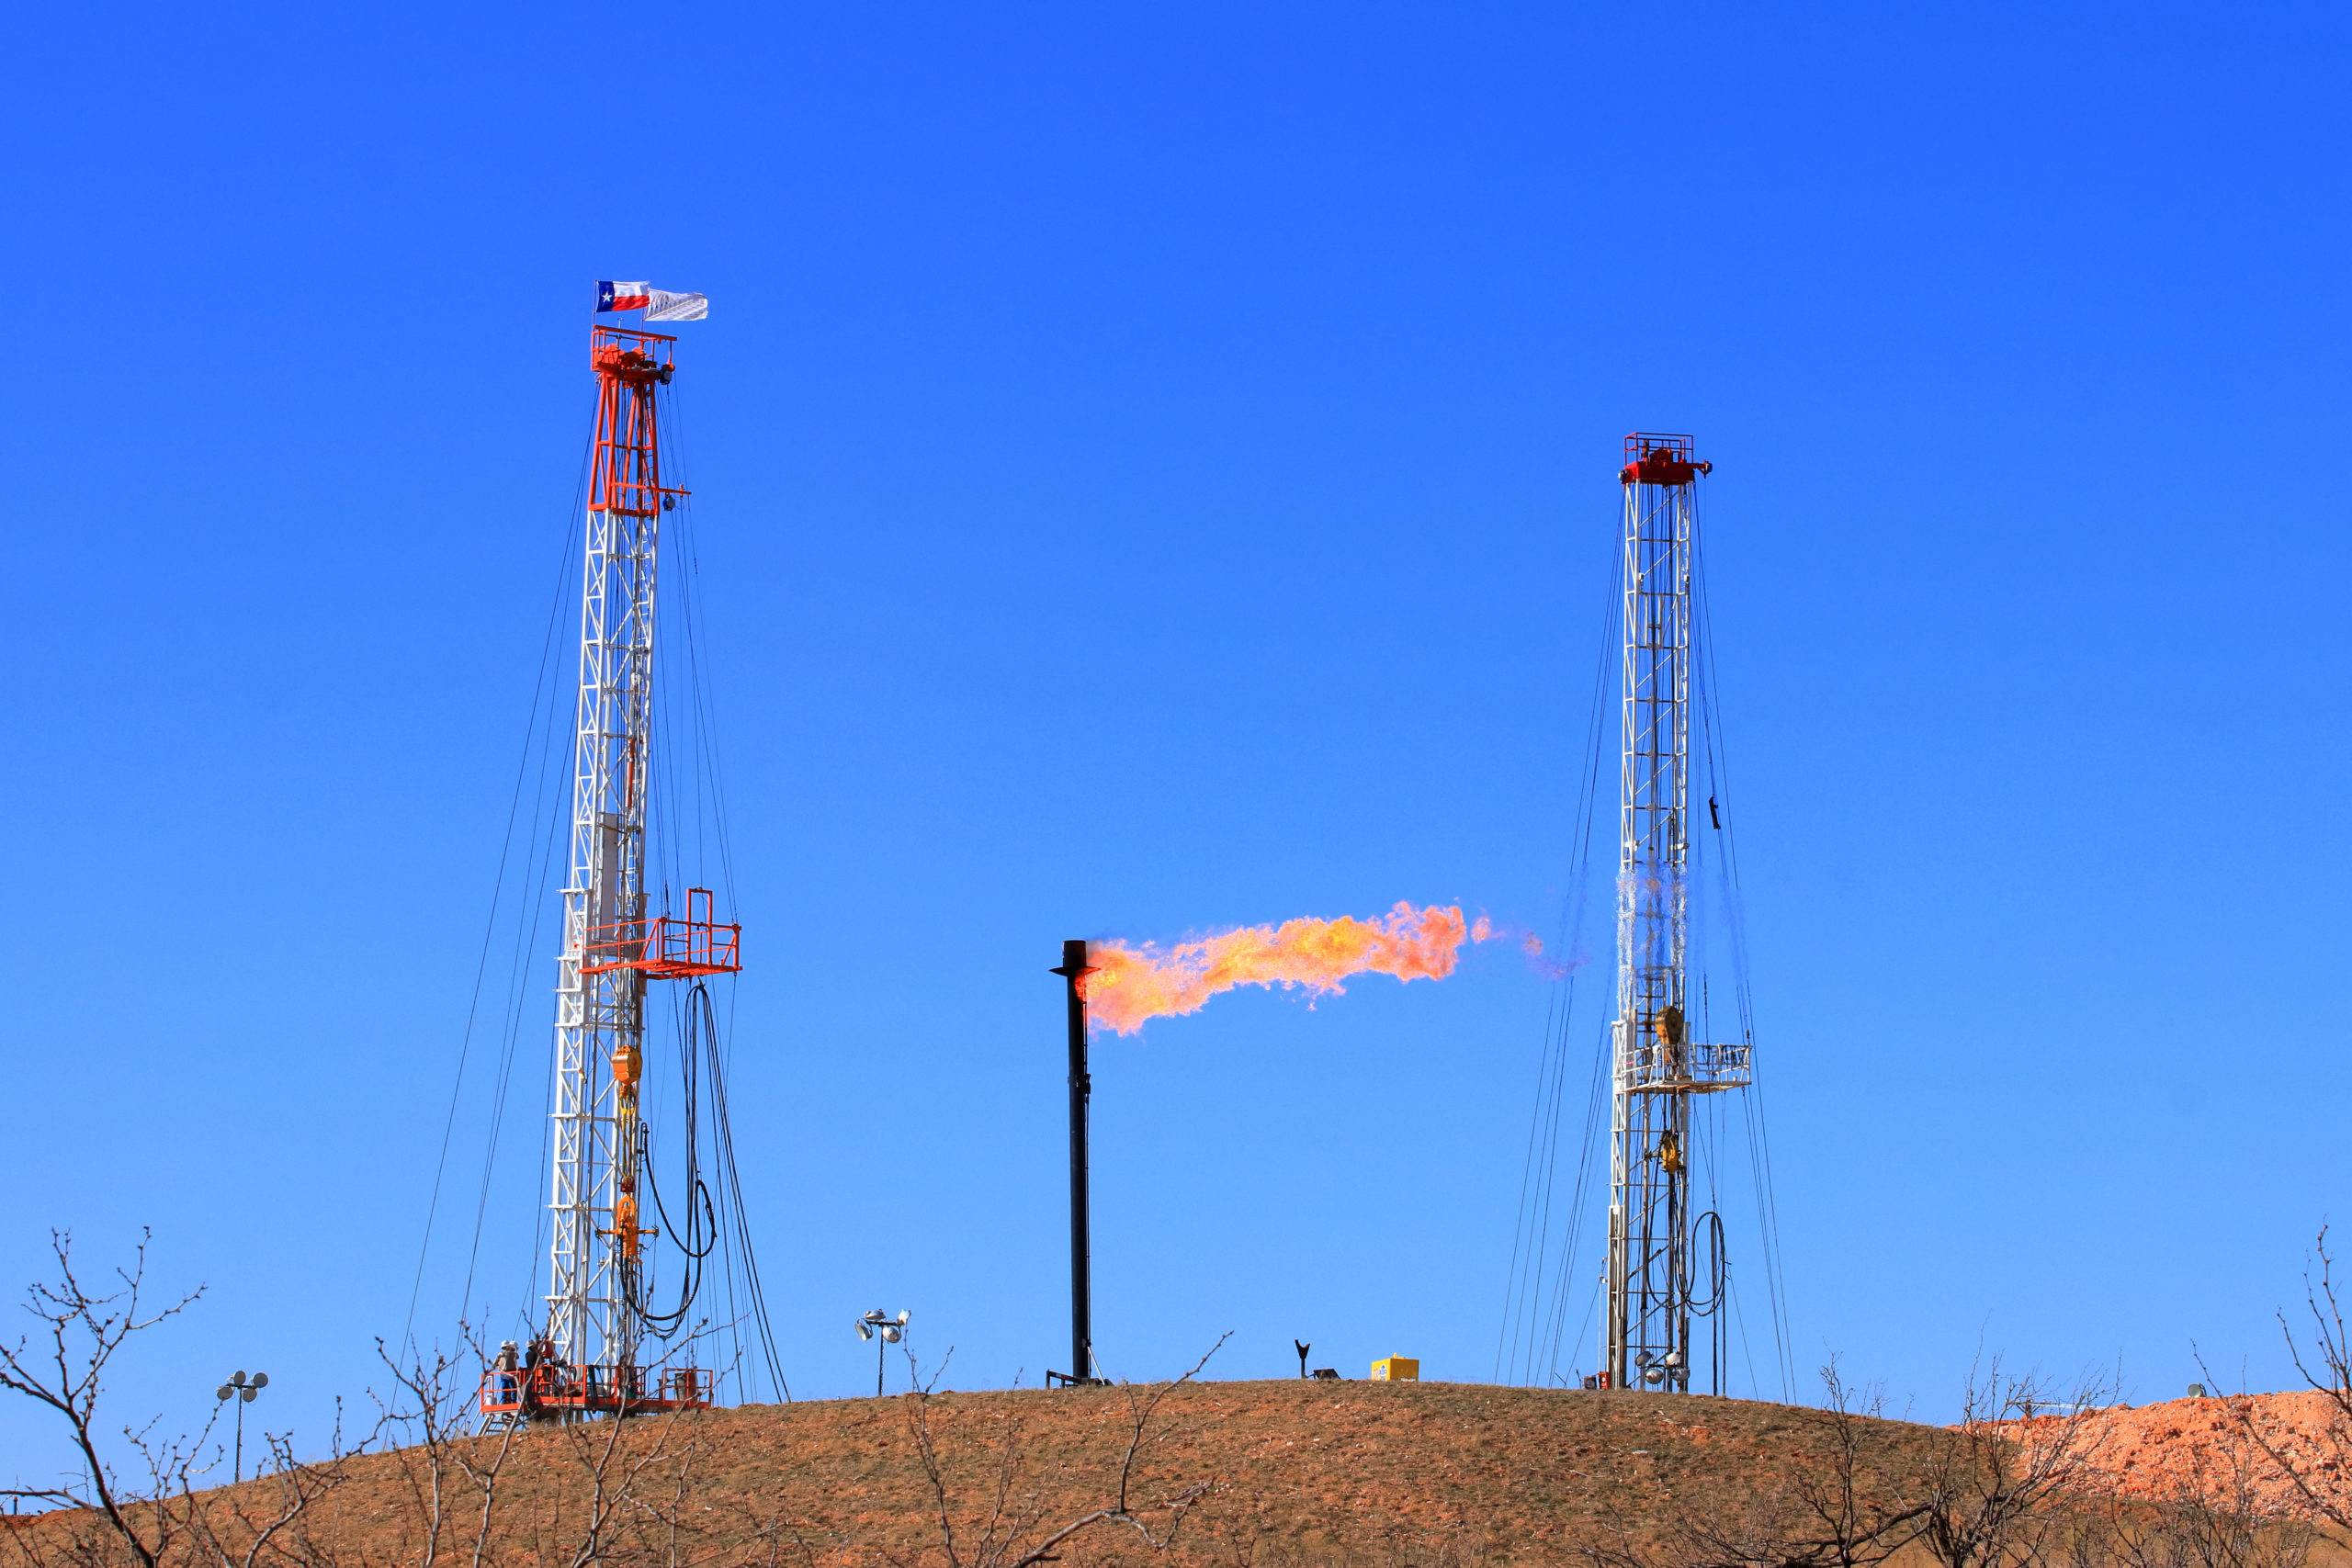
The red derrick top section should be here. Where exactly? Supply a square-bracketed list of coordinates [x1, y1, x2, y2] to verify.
[1620, 433, 1713, 487]
[593, 325, 676, 389]
[588, 324, 687, 519]
[594, 343, 673, 389]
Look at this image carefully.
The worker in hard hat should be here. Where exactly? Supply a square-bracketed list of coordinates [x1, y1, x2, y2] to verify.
[523, 1336, 553, 1410]
[493, 1341, 520, 1407]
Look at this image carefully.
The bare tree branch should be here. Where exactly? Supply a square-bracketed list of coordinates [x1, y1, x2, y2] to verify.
[1914, 1357, 2118, 1568]
[2194, 1228, 2352, 1543]
[0, 1231, 205, 1568]
[896, 1332, 1229, 1568]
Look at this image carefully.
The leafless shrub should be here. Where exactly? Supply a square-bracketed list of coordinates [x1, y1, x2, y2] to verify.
[1910, 1359, 2118, 1568]
[168, 1407, 368, 1568]
[1571, 1360, 1930, 1568]
[896, 1334, 1229, 1568]
[530, 1392, 708, 1568]
[0, 1231, 210, 1568]
[2192, 1227, 2352, 1547]
[1747, 1359, 1932, 1566]
[1566, 1358, 2117, 1568]
[0, 1231, 370, 1568]
[2066, 1428, 2315, 1568]
[369, 1331, 523, 1568]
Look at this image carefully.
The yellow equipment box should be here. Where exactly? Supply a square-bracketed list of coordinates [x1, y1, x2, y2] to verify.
[1370, 1357, 1419, 1382]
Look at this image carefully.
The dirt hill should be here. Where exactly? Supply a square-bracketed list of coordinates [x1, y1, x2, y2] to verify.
[7, 1380, 1943, 1567]
[2003, 1390, 2352, 1519]
[17, 1381, 2347, 1566]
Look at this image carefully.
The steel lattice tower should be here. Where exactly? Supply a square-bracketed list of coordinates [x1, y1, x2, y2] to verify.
[541, 324, 743, 1396]
[546, 326, 677, 1375]
[1602, 433, 1751, 1393]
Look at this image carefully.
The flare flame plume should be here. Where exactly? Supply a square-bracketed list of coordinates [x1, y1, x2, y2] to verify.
[1082, 902, 1490, 1036]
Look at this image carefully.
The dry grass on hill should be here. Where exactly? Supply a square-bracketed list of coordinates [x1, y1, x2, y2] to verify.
[13, 1379, 2350, 1567]
[0, 1379, 1992, 1568]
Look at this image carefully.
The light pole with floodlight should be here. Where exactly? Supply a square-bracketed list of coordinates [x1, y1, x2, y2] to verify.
[854, 1310, 910, 1397]
[214, 1371, 267, 1483]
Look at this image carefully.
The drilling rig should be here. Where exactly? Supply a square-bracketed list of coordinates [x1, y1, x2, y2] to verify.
[1601, 434, 1753, 1394]
[482, 319, 748, 1423]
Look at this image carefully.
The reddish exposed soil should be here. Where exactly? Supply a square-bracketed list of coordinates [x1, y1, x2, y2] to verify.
[2005, 1391, 2352, 1519]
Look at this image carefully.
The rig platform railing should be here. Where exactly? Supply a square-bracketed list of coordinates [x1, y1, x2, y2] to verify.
[1623, 1041, 1753, 1094]
[582, 886, 741, 978]
[479, 1364, 711, 1418]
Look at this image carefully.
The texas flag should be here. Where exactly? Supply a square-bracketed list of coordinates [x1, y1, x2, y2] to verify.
[594, 281, 709, 321]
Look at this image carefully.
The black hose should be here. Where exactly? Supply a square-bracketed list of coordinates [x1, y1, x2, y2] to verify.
[622, 983, 788, 1400]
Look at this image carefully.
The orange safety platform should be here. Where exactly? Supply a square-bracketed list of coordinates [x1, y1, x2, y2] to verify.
[479, 1363, 710, 1417]
[582, 886, 742, 978]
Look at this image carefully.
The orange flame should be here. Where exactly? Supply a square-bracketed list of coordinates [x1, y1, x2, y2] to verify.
[1080, 902, 1490, 1036]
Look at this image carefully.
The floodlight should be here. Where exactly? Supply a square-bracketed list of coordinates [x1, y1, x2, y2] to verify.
[213, 1369, 266, 1483]
[854, 1307, 912, 1394]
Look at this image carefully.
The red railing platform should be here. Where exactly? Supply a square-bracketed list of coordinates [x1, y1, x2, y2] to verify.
[1619, 432, 1713, 487]
[479, 1363, 710, 1417]
[582, 887, 741, 978]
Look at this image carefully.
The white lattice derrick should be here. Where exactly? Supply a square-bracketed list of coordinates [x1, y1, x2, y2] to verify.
[542, 328, 674, 1390]
[1601, 433, 1714, 1395]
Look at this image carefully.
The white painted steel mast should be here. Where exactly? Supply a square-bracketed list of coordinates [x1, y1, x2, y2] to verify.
[543, 326, 740, 1396]
[1602, 434, 1751, 1393]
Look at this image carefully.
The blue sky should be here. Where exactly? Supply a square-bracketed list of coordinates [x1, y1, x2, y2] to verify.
[6, 0, 2349, 1483]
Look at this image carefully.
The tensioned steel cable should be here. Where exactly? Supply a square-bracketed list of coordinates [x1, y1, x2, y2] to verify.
[1494, 598, 1605, 1380]
[1532, 527, 1627, 1386]
[1529, 562, 1621, 1384]
[621, 386, 785, 1403]
[462, 489, 590, 1322]
[458, 450, 594, 1328]
[675, 516, 766, 1400]
[692, 980, 789, 1400]
[662, 388, 746, 916]
[660, 389, 784, 1401]
[1691, 523, 1796, 1400]
[461, 719, 572, 1309]
[1497, 981, 1575, 1382]
[1537, 1036, 1611, 1383]
[405, 419, 594, 1358]
[1495, 491, 1621, 1384]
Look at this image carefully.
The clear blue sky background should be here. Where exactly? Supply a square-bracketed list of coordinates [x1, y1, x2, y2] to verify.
[6, 0, 2348, 1484]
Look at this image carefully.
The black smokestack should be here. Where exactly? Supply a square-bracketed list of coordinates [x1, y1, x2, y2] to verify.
[1051, 939, 1094, 1385]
